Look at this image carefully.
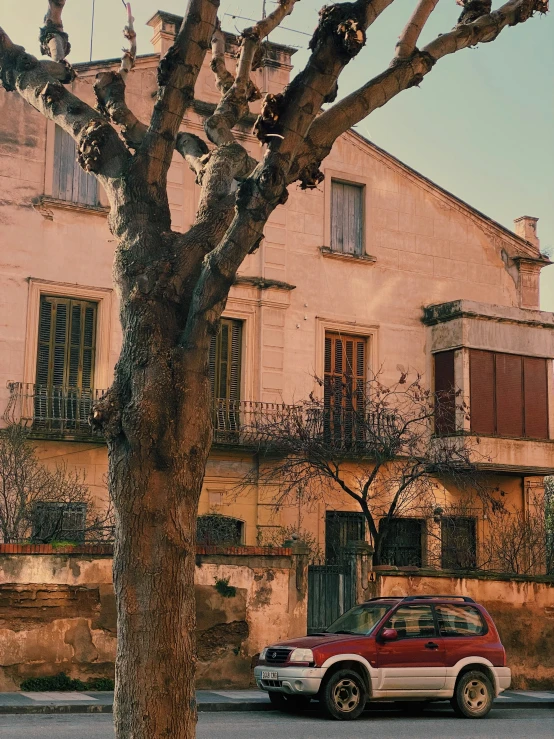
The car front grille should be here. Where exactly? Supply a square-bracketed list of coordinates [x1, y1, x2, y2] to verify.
[265, 647, 292, 665]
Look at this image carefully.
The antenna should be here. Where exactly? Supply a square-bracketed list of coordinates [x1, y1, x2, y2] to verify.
[89, 0, 95, 62]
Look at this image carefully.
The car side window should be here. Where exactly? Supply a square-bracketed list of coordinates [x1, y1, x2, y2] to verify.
[383, 605, 436, 640]
[435, 605, 487, 637]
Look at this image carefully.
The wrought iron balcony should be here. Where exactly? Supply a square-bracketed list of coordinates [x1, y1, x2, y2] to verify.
[3, 382, 106, 439]
[3, 384, 398, 452]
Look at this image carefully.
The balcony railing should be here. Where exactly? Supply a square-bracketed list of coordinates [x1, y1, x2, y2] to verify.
[3, 382, 106, 439]
[3, 384, 400, 450]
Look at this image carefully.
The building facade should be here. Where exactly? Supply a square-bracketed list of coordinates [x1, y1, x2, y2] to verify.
[1, 11, 553, 567]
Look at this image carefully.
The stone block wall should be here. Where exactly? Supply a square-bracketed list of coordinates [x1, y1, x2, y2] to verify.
[0, 544, 308, 691]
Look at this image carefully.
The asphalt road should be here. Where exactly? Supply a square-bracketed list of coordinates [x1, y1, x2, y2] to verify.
[1, 708, 553, 738]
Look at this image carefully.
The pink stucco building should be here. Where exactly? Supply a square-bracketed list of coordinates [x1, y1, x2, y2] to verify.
[1, 11, 553, 566]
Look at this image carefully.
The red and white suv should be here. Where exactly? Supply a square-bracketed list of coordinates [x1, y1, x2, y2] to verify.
[255, 595, 511, 720]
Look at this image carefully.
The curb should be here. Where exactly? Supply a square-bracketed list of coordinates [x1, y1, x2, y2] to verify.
[0, 699, 552, 715]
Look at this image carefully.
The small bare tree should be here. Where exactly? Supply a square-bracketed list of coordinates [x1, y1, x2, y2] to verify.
[0, 425, 113, 544]
[0, 1, 548, 735]
[241, 372, 488, 564]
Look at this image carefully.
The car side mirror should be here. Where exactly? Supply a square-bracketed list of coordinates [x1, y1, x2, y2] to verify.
[380, 628, 398, 642]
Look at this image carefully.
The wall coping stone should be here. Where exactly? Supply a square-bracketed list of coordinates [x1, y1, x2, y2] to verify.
[374, 567, 554, 585]
[0, 543, 292, 557]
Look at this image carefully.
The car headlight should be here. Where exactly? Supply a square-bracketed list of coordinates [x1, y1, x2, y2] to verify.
[289, 648, 313, 663]
[259, 648, 268, 661]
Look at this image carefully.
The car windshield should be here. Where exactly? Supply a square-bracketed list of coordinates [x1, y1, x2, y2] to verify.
[325, 604, 391, 636]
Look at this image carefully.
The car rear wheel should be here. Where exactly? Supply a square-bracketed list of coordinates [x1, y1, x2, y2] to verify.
[320, 669, 367, 721]
[451, 670, 494, 719]
[268, 692, 311, 712]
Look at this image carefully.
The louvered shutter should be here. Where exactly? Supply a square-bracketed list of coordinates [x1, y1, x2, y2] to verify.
[209, 319, 242, 400]
[53, 125, 99, 206]
[324, 333, 366, 444]
[434, 350, 456, 435]
[495, 353, 524, 437]
[331, 181, 364, 255]
[523, 357, 548, 439]
[470, 350, 495, 435]
[36, 296, 97, 391]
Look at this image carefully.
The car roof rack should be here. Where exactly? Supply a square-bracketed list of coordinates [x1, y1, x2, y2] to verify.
[364, 595, 475, 604]
[403, 595, 475, 603]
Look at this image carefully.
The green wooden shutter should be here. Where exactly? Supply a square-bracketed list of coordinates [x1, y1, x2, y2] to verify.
[52, 125, 99, 206]
[36, 296, 97, 391]
[331, 180, 364, 255]
[208, 319, 242, 400]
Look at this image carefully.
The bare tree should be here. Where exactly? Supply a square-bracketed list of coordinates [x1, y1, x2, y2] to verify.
[240, 372, 489, 565]
[0, 1, 547, 735]
[0, 424, 113, 544]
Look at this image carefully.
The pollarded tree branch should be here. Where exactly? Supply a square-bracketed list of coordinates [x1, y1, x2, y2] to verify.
[254, 0, 395, 188]
[395, 0, 440, 59]
[94, 3, 145, 150]
[210, 21, 234, 95]
[0, 26, 129, 182]
[303, 0, 548, 175]
[40, 0, 70, 62]
[139, 0, 219, 186]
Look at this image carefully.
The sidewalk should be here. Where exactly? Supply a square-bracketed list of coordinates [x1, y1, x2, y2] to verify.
[0, 689, 553, 714]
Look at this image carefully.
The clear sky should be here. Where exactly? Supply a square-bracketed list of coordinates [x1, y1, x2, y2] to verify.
[2, 1, 553, 309]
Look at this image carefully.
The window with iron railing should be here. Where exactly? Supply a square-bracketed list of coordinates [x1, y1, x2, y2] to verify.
[209, 318, 243, 439]
[325, 510, 366, 564]
[379, 518, 425, 568]
[441, 516, 477, 570]
[324, 332, 366, 446]
[34, 295, 97, 432]
[31, 502, 87, 544]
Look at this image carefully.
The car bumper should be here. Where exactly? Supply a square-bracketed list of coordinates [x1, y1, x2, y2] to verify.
[493, 667, 511, 694]
[254, 665, 326, 696]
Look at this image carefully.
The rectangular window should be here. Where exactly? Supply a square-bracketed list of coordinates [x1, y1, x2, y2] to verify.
[35, 296, 97, 431]
[435, 604, 486, 637]
[331, 180, 364, 255]
[210, 319, 242, 438]
[434, 350, 456, 435]
[325, 511, 366, 565]
[53, 125, 100, 206]
[384, 605, 436, 639]
[441, 517, 477, 570]
[469, 350, 548, 439]
[379, 518, 424, 567]
[209, 318, 242, 401]
[31, 502, 87, 544]
[324, 332, 366, 446]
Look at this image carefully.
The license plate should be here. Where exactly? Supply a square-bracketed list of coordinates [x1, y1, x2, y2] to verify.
[262, 670, 278, 680]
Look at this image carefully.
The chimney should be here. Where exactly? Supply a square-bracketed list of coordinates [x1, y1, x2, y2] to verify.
[514, 216, 540, 250]
[146, 11, 180, 55]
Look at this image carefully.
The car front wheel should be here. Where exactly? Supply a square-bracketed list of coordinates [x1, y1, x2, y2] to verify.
[320, 669, 367, 721]
[451, 670, 494, 719]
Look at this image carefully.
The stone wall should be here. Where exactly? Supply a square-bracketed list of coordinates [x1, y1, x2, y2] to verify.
[0, 545, 308, 691]
[374, 569, 554, 690]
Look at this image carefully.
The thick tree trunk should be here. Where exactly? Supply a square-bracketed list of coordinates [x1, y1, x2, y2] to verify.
[100, 192, 215, 736]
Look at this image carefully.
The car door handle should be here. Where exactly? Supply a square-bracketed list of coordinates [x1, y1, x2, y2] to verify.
[425, 642, 439, 650]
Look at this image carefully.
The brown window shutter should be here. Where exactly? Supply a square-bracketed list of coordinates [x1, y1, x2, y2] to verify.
[523, 357, 548, 439]
[209, 318, 242, 401]
[434, 350, 456, 435]
[469, 350, 495, 435]
[53, 125, 99, 206]
[495, 353, 523, 437]
[330, 181, 363, 255]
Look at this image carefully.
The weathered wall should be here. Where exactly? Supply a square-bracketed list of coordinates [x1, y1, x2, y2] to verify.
[0, 548, 307, 691]
[375, 570, 554, 690]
